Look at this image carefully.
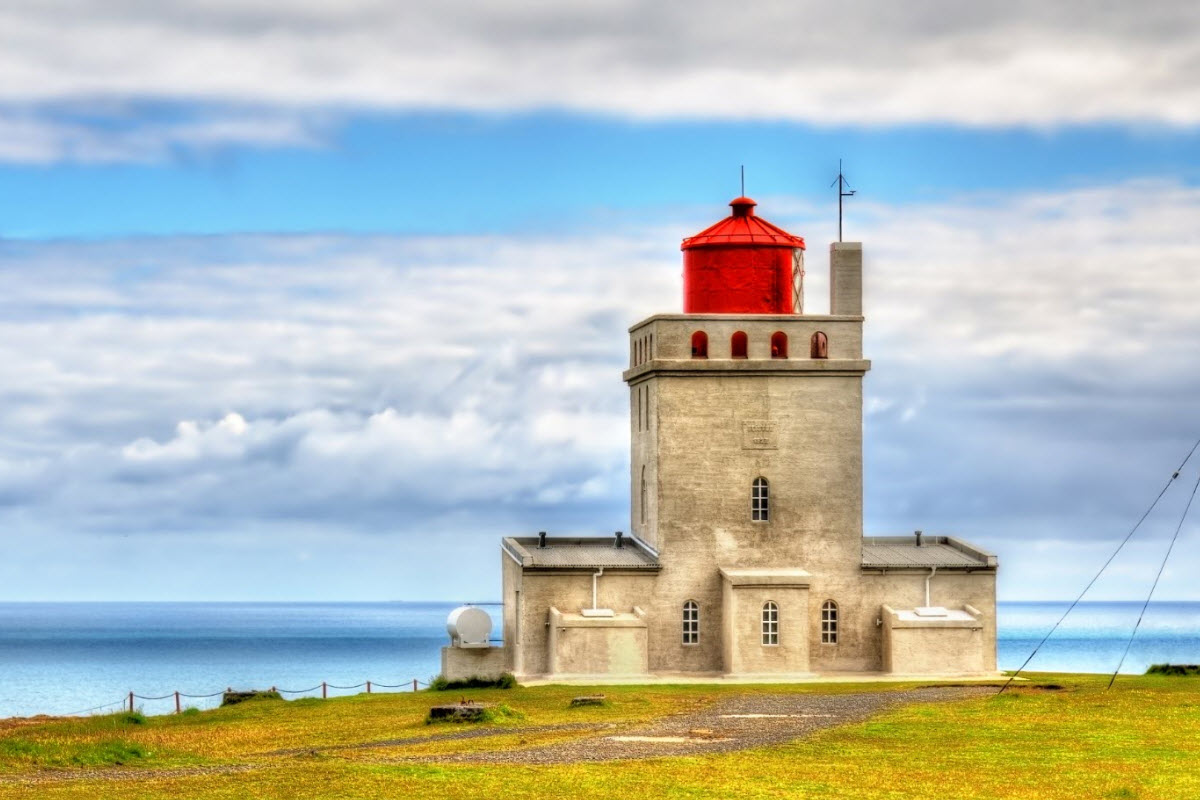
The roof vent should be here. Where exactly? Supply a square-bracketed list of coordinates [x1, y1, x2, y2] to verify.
[614, 531, 624, 549]
[538, 531, 547, 549]
[914, 530, 923, 547]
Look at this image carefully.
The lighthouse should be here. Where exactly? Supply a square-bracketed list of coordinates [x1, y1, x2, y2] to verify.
[625, 198, 872, 675]
[442, 195, 999, 681]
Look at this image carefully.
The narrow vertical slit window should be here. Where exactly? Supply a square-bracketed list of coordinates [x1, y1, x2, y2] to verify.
[821, 601, 839, 645]
[751, 477, 770, 521]
[762, 602, 779, 645]
[683, 601, 699, 645]
[640, 466, 647, 525]
[731, 330, 748, 359]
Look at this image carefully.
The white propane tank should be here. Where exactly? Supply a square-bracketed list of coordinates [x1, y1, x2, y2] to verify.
[446, 606, 492, 648]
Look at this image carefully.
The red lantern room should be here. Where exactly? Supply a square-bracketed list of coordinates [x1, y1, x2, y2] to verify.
[681, 197, 806, 314]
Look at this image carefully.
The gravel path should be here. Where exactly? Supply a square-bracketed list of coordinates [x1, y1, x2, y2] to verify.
[261, 720, 617, 757]
[393, 686, 991, 765]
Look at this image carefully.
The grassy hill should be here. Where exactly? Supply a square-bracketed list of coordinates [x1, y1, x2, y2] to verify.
[1, 674, 1197, 799]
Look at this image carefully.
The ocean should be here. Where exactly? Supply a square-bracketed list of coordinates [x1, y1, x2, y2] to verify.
[0, 601, 1196, 718]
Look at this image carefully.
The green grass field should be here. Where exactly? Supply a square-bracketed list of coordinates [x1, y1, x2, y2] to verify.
[1, 674, 1196, 799]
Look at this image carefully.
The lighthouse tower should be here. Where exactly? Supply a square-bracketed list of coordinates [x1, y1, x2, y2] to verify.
[624, 197, 869, 674]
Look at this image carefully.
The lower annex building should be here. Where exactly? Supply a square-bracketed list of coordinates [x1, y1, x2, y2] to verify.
[443, 196, 999, 680]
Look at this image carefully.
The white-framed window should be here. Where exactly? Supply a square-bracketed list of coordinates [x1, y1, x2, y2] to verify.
[683, 600, 699, 645]
[821, 600, 839, 645]
[752, 477, 769, 522]
[762, 601, 779, 645]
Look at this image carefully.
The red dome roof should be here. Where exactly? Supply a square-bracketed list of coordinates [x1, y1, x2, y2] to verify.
[681, 197, 806, 251]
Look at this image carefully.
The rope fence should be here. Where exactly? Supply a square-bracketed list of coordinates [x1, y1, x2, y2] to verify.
[64, 676, 435, 717]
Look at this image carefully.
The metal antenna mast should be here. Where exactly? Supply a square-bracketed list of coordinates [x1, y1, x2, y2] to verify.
[831, 159, 855, 242]
[740, 165, 745, 197]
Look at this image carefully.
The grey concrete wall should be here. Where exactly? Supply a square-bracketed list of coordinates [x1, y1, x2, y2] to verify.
[881, 606, 988, 674]
[548, 608, 649, 676]
[722, 582, 810, 675]
[628, 315, 863, 362]
[507, 567, 657, 677]
[645, 370, 865, 672]
[807, 570, 997, 672]
[507, 561, 995, 677]
[830, 242, 863, 316]
[440, 646, 508, 682]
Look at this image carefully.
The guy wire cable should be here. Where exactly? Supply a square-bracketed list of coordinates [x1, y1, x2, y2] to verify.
[997, 434, 1200, 695]
[1107, 462, 1200, 689]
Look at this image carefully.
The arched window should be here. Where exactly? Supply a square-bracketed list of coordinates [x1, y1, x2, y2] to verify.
[821, 600, 839, 644]
[751, 477, 769, 522]
[683, 600, 699, 645]
[810, 331, 828, 359]
[770, 331, 788, 359]
[640, 466, 647, 524]
[731, 331, 748, 359]
[762, 601, 779, 645]
[691, 330, 708, 359]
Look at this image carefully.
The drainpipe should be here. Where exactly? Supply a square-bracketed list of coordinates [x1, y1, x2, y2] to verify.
[925, 566, 937, 608]
[592, 567, 605, 610]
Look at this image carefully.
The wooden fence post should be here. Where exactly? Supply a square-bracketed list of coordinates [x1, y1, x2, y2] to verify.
[366, 681, 371, 694]
[128, 692, 134, 713]
[322, 682, 327, 699]
[413, 678, 418, 692]
[175, 691, 181, 714]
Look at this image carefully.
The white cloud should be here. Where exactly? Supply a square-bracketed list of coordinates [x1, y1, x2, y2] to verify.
[1, 180, 1199, 598]
[0, 106, 324, 164]
[0, 1, 1199, 161]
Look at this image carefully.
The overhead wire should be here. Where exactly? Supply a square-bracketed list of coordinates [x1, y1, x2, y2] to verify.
[997, 434, 1200, 695]
[1108, 463, 1200, 689]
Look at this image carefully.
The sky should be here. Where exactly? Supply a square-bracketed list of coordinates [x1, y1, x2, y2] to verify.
[1, 1, 1199, 602]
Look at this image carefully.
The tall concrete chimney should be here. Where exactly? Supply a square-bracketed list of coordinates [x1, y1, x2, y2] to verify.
[830, 242, 863, 316]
